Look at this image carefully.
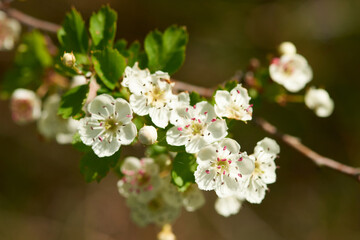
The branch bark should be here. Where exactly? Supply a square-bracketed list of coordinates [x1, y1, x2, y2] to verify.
[2, 6, 359, 182]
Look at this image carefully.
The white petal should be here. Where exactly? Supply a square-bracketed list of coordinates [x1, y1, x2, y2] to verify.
[121, 156, 141, 174]
[236, 153, 255, 176]
[215, 196, 242, 217]
[214, 90, 231, 117]
[149, 107, 170, 128]
[194, 165, 216, 191]
[218, 138, 240, 154]
[194, 101, 216, 123]
[214, 175, 239, 198]
[169, 105, 191, 126]
[244, 177, 267, 204]
[166, 126, 190, 146]
[182, 185, 205, 212]
[78, 118, 104, 145]
[230, 84, 250, 106]
[92, 137, 121, 157]
[88, 94, 115, 118]
[117, 122, 137, 145]
[129, 94, 150, 116]
[114, 98, 133, 123]
[205, 119, 228, 143]
[197, 145, 217, 165]
[260, 160, 277, 184]
[254, 137, 280, 155]
[186, 135, 208, 154]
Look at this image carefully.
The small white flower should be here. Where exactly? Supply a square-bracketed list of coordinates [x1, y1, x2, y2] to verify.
[214, 84, 253, 121]
[78, 94, 137, 157]
[305, 87, 334, 117]
[62, 52, 76, 67]
[278, 41, 297, 56]
[124, 63, 178, 128]
[194, 138, 254, 198]
[126, 185, 182, 227]
[167, 101, 228, 154]
[117, 157, 162, 203]
[37, 94, 79, 144]
[139, 125, 158, 145]
[269, 54, 313, 92]
[0, 11, 21, 51]
[215, 196, 243, 217]
[240, 137, 280, 204]
[10, 88, 41, 125]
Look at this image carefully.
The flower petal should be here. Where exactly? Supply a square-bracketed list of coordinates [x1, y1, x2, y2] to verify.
[214, 196, 242, 217]
[219, 138, 240, 154]
[92, 137, 121, 157]
[194, 165, 216, 191]
[78, 117, 104, 145]
[88, 94, 115, 119]
[197, 145, 217, 165]
[130, 94, 150, 116]
[114, 98, 133, 123]
[205, 119, 228, 143]
[166, 126, 190, 146]
[149, 107, 170, 128]
[118, 122, 137, 145]
[186, 135, 208, 153]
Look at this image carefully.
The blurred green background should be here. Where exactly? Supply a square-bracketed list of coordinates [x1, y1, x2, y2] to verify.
[1, 0, 360, 239]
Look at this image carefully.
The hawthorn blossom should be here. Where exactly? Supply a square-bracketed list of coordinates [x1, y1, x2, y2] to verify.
[78, 94, 137, 157]
[167, 101, 228, 154]
[305, 87, 334, 117]
[215, 196, 243, 217]
[0, 11, 21, 51]
[38, 94, 78, 144]
[269, 54, 313, 92]
[117, 157, 162, 203]
[123, 63, 179, 128]
[240, 137, 280, 204]
[214, 84, 253, 121]
[10, 88, 41, 125]
[194, 138, 254, 198]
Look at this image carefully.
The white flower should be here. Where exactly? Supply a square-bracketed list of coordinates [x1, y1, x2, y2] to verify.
[78, 94, 137, 157]
[62, 52, 76, 67]
[305, 87, 334, 117]
[215, 196, 243, 217]
[139, 125, 158, 145]
[194, 138, 255, 198]
[278, 41, 297, 56]
[181, 184, 205, 212]
[37, 94, 79, 144]
[157, 224, 176, 240]
[214, 84, 253, 121]
[126, 186, 182, 227]
[0, 11, 21, 51]
[117, 157, 162, 203]
[269, 54, 312, 92]
[123, 63, 178, 128]
[10, 88, 41, 125]
[240, 137, 280, 204]
[167, 101, 228, 154]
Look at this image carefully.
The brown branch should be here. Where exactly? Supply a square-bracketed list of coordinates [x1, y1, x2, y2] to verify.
[1, 6, 359, 182]
[172, 80, 360, 182]
[254, 117, 360, 181]
[1, 7, 60, 33]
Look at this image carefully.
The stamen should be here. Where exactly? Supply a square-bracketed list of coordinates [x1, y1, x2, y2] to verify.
[177, 127, 182, 131]
[223, 146, 227, 151]
[211, 119, 217, 122]
[205, 170, 210, 174]
[98, 136, 103, 142]
[238, 157, 243, 161]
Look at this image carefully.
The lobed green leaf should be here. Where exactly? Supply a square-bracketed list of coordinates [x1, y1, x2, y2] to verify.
[171, 152, 198, 191]
[58, 83, 89, 119]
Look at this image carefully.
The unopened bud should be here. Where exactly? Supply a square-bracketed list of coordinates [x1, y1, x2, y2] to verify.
[62, 52, 76, 67]
[157, 224, 176, 240]
[278, 42, 297, 56]
[139, 125, 157, 145]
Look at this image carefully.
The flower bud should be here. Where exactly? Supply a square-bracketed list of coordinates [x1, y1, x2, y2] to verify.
[10, 88, 41, 125]
[157, 224, 176, 240]
[139, 125, 157, 145]
[305, 87, 334, 117]
[62, 52, 76, 67]
[278, 41, 297, 56]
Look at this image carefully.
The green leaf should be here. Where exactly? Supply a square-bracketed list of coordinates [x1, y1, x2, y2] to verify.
[58, 83, 89, 119]
[189, 91, 206, 106]
[171, 152, 198, 191]
[1, 31, 52, 97]
[89, 5, 117, 50]
[114, 39, 146, 67]
[92, 48, 126, 90]
[114, 39, 129, 57]
[80, 149, 121, 183]
[57, 8, 89, 53]
[144, 25, 188, 74]
[224, 80, 238, 91]
[72, 133, 91, 152]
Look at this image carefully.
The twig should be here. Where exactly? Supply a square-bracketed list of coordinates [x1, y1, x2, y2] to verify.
[1, 7, 60, 33]
[1, 6, 359, 182]
[254, 117, 360, 181]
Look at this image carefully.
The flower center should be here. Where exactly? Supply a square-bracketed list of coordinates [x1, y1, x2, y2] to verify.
[104, 118, 120, 132]
[137, 174, 151, 186]
[148, 86, 166, 107]
[283, 61, 296, 75]
[253, 161, 264, 175]
[191, 122, 204, 135]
